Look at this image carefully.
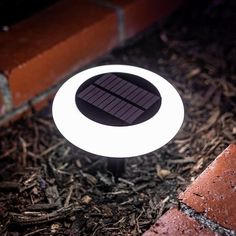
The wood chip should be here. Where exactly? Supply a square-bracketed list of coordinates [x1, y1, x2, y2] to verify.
[81, 195, 92, 205]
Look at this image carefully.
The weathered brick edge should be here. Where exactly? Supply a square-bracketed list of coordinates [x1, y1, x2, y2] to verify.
[0, 0, 184, 125]
[0, 73, 12, 116]
[179, 144, 236, 233]
[143, 208, 215, 236]
[143, 144, 236, 236]
[0, 80, 62, 126]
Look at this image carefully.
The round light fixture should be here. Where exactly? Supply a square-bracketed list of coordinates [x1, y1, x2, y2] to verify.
[52, 65, 184, 158]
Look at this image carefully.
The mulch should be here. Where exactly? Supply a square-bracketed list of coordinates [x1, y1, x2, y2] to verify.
[0, 0, 236, 235]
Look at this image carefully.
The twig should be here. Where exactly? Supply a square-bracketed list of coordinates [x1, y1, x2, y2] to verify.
[19, 137, 27, 167]
[19, 182, 37, 193]
[24, 173, 38, 185]
[136, 207, 145, 233]
[48, 154, 72, 178]
[38, 140, 66, 157]
[25, 203, 60, 211]
[64, 185, 74, 207]
[120, 198, 133, 206]
[167, 156, 196, 164]
[0, 146, 16, 160]
[108, 190, 129, 195]
[36, 118, 54, 128]
[10, 205, 82, 225]
[118, 177, 135, 186]
[206, 138, 222, 156]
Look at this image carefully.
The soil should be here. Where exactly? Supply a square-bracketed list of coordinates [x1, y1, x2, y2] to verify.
[0, 0, 236, 235]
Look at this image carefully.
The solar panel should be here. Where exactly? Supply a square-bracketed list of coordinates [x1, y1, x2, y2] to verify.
[77, 73, 161, 125]
[94, 74, 159, 109]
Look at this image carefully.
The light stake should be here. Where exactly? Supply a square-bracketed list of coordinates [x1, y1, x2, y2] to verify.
[52, 65, 184, 180]
[107, 158, 125, 181]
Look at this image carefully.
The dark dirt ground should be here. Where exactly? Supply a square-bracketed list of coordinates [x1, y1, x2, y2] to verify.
[0, 0, 236, 235]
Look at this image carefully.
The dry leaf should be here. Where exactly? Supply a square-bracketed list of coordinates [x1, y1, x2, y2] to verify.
[233, 127, 236, 135]
[51, 224, 60, 233]
[81, 195, 92, 204]
[75, 159, 82, 168]
[156, 164, 171, 179]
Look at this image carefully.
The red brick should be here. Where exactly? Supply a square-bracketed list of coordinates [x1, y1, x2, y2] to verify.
[111, 0, 184, 39]
[143, 208, 215, 236]
[0, 0, 118, 107]
[179, 144, 236, 230]
[32, 93, 54, 113]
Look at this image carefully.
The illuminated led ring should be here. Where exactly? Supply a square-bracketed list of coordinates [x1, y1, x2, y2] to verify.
[52, 65, 184, 158]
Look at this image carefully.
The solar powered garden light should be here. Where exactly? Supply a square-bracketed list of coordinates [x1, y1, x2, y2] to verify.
[52, 65, 184, 180]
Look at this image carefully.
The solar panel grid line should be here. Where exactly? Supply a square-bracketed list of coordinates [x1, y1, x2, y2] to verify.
[123, 81, 138, 92]
[87, 89, 105, 103]
[103, 98, 122, 112]
[80, 88, 103, 104]
[126, 87, 142, 100]
[110, 79, 127, 93]
[111, 101, 130, 117]
[85, 88, 102, 101]
[108, 100, 127, 115]
[110, 75, 123, 83]
[113, 82, 132, 96]
[97, 94, 116, 109]
[100, 76, 116, 87]
[81, 85, 101, 101]
[139, 96, 160, 109]
[131, 89, 148, 104]
[108, 104, 141, 124]
[114, 76, 134, 90]
[105, 78, 139, 100]
[78, 84, 96, 98]
[120, 84, 138, 98]
[142, 95, 160, 109]
[104, 76, 122, 90]
[112, 102, 129, 117]
[138, 93, 155, 108]
[92, 92, 110, 107]
[126, 109, 144, 124]
[114, 102, 133, 117]
[118, 83, 135, 97]
[96, 74, 116, 87]
[100, 74, 122, 87]
[94, 73, 112, 85]
[120, 106, 140, 121]
[112, 111, 129, 122]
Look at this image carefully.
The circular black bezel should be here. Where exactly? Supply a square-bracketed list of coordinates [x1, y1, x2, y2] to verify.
[75, 73, 162, 126]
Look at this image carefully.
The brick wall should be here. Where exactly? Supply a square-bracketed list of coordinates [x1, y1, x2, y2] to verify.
[0, 0, 184, 125]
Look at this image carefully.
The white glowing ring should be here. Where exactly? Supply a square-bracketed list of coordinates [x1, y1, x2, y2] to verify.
[52, 65, 184, 158]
